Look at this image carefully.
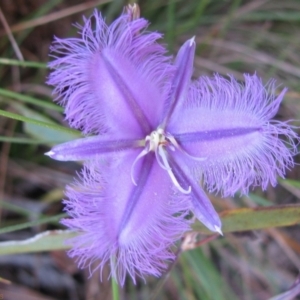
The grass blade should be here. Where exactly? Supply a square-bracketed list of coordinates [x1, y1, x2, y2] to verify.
[0, 58, 47, 68]
[0, 213, 66, 235]
[0, 109, 78, 135]
[192, 204, 300, 234]
[0, 230, 76, 254]
[0, 88, 62, 111]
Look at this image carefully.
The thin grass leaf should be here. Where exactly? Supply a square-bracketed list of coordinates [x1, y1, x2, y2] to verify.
[0, 136, 62, 144]
[0, 109, 79, 135]
[0, 58, 47, 68]
[2, 204, 299, 255]
[279, 178, 300, 189]
[10, 103, 80, 144]
[243, 11, 300, 22]
[180, 253, 207, 300]
[0, 213, 66, 235]
[0, 230, 76, 255]
[182, 249, 239, 300]
[0, 88, 62, 111]
[279, 179, 300, 199]
[247, 193, 273, 206]
[0, 200, 34, 217]
[41, 188, 65, 203]
[192, 204, 300, 234]
[166, 0, 176, 51]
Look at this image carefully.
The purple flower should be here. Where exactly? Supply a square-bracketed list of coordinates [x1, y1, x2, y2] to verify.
[46, 5, 298, 284]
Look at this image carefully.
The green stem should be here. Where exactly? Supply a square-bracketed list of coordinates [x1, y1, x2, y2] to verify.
[112, 277, 120, 300]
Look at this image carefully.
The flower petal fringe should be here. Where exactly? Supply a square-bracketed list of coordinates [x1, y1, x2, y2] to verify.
[62, 153, 191, 285]
[48, 10, 173, 136]
[168, 74, 298, 196]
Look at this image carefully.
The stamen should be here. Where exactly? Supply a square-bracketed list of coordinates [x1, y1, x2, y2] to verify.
[155, 146, 170, 170]
[158, 146, 191, 194]
[166, 133, 207, 161]
[130, 147, 150, 185]
[131, 127, 198, 194]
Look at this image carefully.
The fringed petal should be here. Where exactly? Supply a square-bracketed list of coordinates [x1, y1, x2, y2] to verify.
[47, 10, 173, 136]
[62, 150, 191, 285]
[168, 74, 298, 195]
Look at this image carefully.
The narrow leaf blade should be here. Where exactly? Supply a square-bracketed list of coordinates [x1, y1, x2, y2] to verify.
[192, 204, 300, 234]
[0, 230, 76, 255]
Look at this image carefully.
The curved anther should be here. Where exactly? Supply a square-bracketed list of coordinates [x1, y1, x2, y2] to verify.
[166, 133, 207, 161]
[130, 146, 150, 185]
[158, 146, 191, 194]
[155, 146, 170, 170]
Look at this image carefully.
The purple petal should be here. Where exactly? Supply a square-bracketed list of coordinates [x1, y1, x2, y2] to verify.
[45, 135, 142, 161]
[168, 74, 298, 195]
[48, 10, 173, 136]
[161, 37, 196, 128]
[62, 150, 191, 285]
[168, 151, 222, 233]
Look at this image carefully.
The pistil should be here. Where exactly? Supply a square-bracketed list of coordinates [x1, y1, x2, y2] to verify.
[131, 128, 194, 194]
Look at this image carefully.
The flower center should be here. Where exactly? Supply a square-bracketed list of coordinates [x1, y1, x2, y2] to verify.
[145, 128, 167, 151]
[131, 128, 206, 194]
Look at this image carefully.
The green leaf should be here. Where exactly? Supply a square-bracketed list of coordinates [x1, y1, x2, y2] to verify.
[242, 11, 300, 22]
[0, 136, 44, 144]
[0, 88, 62, 111]
[0, 230, 76, 255]
[12, 104, 80, 144]
[247, 193, 272, 207]
[192, 204, 300, 234]
[279, 179, 300, 199]
[0, 213, 66, 235]
[0, 205, 299, 255]
[181, 249, 239, 300]
[280, 179, 300, 189]
[0, 109, 79, 136]
[0, 58, 47, 68]
[0, 200, 34, 217]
